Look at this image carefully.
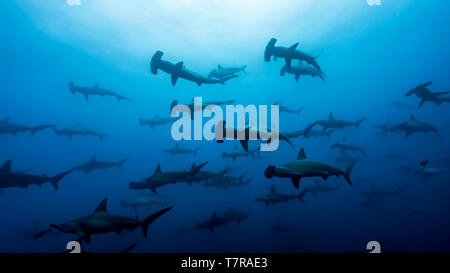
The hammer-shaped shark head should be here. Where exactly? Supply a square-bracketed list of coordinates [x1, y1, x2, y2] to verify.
[264, 38, 277, 62]
[150, 50, 164, 75]
[264, 165, 276, 178]
[405, 81, 432, 96]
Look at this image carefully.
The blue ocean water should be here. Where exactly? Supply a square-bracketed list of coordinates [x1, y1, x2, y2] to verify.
[0, 0, 449, 253]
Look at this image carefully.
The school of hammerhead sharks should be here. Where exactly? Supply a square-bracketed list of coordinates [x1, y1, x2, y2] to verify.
[1, 38, 449, 252]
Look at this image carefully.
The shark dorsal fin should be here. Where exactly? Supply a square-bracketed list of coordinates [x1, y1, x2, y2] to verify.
[175, 143, 179, 148]
[410, 114, 416, 121]
[93, 84, 99, 88]
[328, 112, 334, 120]
[154, 164, 162, 174]
[288, 42, 299, 51]
[94, 198, 108, 213]
[270, 185, 276, 193]
[218, 64, 223, 70]
[211, 211, 217, 219]
[90, 155, 96, 162]
[1, 116, 10, 123]
[0, 160, 12, 172]
[297, 148, 307, 160]
[175, 61, 184, 70]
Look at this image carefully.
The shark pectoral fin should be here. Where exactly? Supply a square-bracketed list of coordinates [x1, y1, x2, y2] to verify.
[418, 99, 426, 108]
[291, 176, 301, 189]
[295, 74, 300, 82]
[285, 58, 292, 68]
[171, 74, 179, 86]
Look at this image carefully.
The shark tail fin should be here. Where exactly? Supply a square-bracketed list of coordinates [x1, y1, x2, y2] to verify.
[296, 106, 306, 115]
[238, 170, 248, 182]
[218, 168, 231, 176]
[314, 49, 324, 59]
[303, 122, 317, 138]
[208, 69, 216, 79]
[117, 157, 131, 168]
[30, 124, 53, 135]
[193, 146, 202, 155]
[343, 159, 357, 185]
[354, 117, 367, 129]
[49, 168, 74, 190]
[298, 189, 309, 204]
[33, 227, 52, 239]
[190, 161, 208, 176]
[120, 242, 139, 254]
[326, 129, 334, 139]
[141, 206, 173, 238]
[220, 75, 238, 84]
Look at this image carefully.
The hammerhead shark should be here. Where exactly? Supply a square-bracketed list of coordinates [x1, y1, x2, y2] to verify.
[405, 81, 448, 108]
[151, 51, 237, 86]
[139, 115, 178, 129]
[215, 120, 295, 152]
[129, 162, 208, 193]
[194, 210, 238, 233]
[74, 155, 130, 173]
[304, 113, 366, 136]
[390, 114, 438, 138]
[221, 144, 261, 161]
[331, 137, 366, 155]
[33, 198, 173, 243]
[208, 65, 246, 80]
[204, 171, 252, 190]
[264, 38, 323, 72]
[280, 63, 325, 82]
[68, 82, 131, 102]
[273, 101, 306, 115]
[255, 185, 309, 206]
[0, 117, 54, 135]
[264, 148, 357, 188]
[170, 98, 235, 120]
[374, 120, 394, 136]
[52, 123, 107, 140]
[163, 143, 201, 156]
[0, 160, 74, 191]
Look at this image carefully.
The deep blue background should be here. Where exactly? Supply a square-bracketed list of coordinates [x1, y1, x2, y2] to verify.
[0, 0, 449, 253]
